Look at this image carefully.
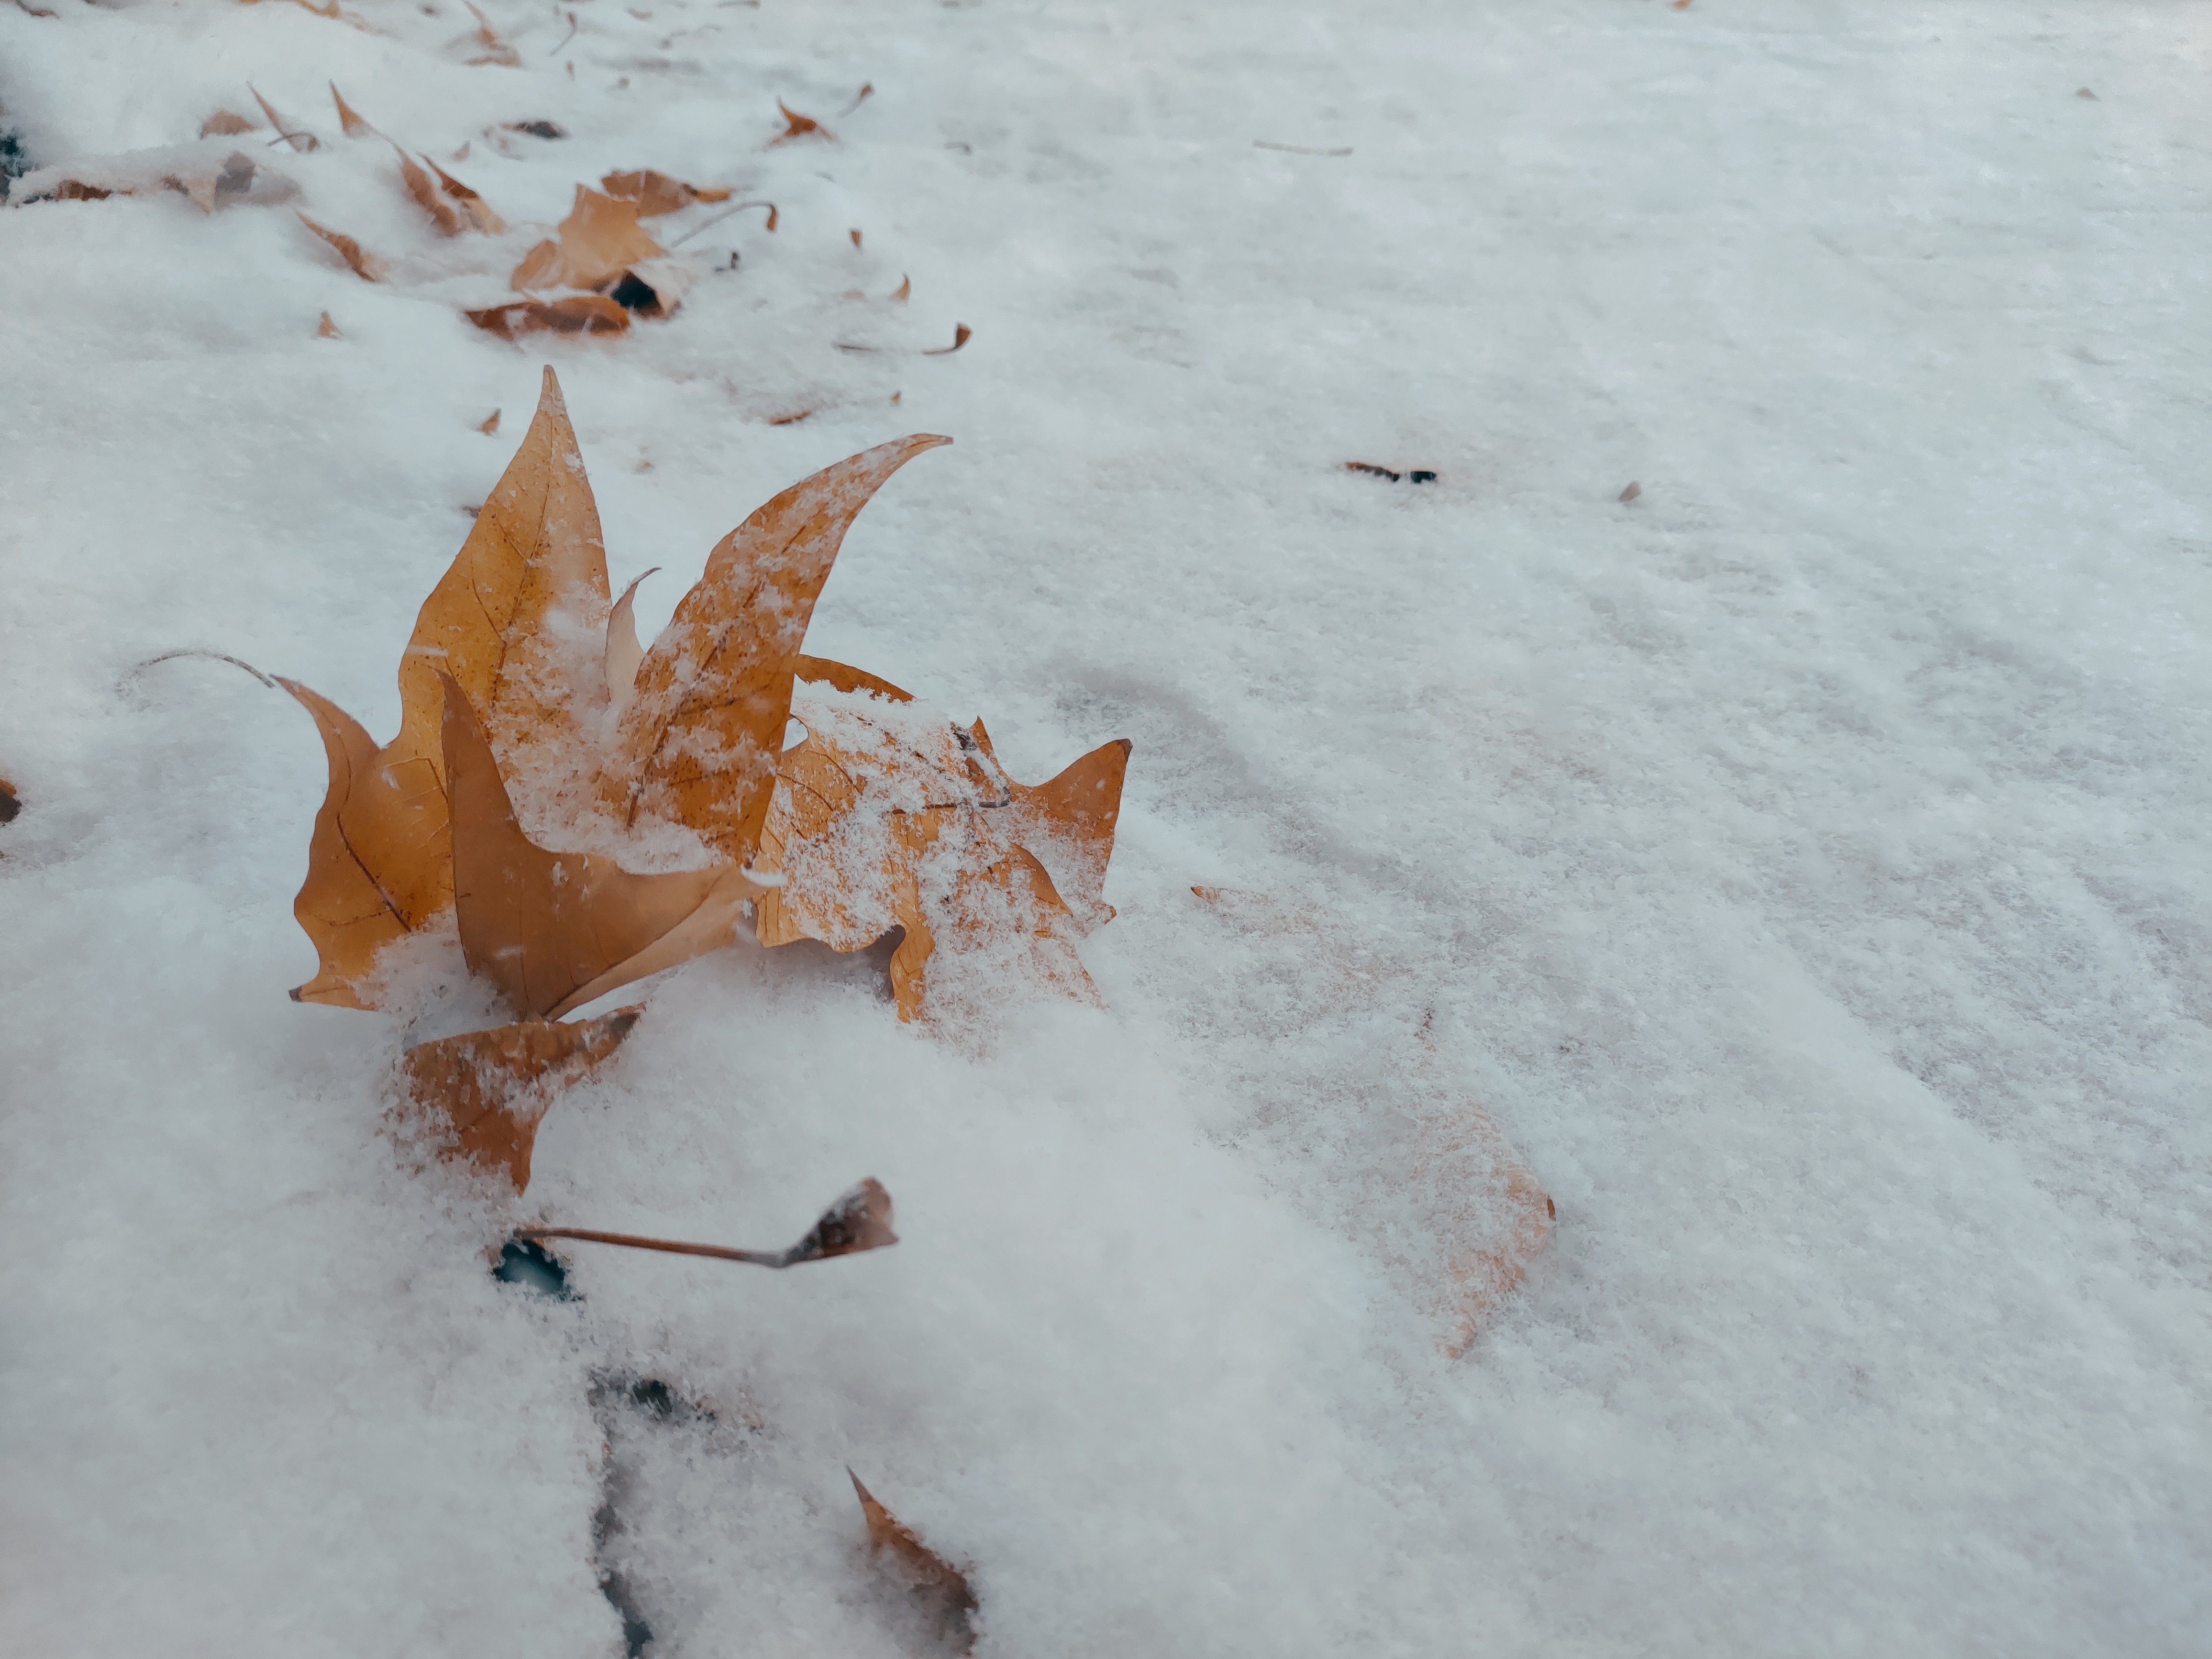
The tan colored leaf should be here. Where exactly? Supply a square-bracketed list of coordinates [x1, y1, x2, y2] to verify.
[400, 1006, 641, 1191]
[604, 567, 659, 719]
[200, 110, 257, 137]
[392, 141, 464, 234]
[771, 99, 833, 144]
[607, 435, 951, 865]
[795, 654, 912, 703]
[14, 146, 272, 213]
[275, 678, 448, 1007]
[329, 81, 376, 138]
[317, 310, 341, 337]
[599, 169, 730, 216]
[848, 1471, 978, 1652]
[297, 212, 384, 280]
[391, 365, 614, 799]
[967, 720, 1130, 933]
[924, 323, 973, 355]
[753, 686, 1102, 1021]
[465, 295, 630, 339]
[890, 274, 909, 302]
[478, 408, 501, 436]
[459, 0, 522, 65]
[420, 155, 505, 233]
[250, 85, 319, 152]
[510, 185, 663, 294]
[441, 670, 750, 1020]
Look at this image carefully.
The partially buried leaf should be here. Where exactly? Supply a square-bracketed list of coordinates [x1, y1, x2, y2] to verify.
[329, 82, 376, 138]
[250, 86, 319, 152]
[966, 719, 1129, 932]
[298, 212, 384, 280]
[478, 408, 501, 436]
[400, 1006, 641, 1191]
[459, 0, 522, 65]
[600, 169, 731, 215]
[606, 255, 695, 318]
[848, 1471, 978, 1653]
[317, 310, 341, 337]
[200, 110, 257, 137]
[465, 295, 630, 339]
[606, 434, 951, 866]
[923, 323, 972, 355]
[420, 155, 505, 233]
[11, 144, 275, 213]
[510, 185, 663, 294]
[441, 669, 757, 1020]
[275, 678, 448, 1006]
[392, 142, 463, 235]
[771, 99, 832, 144]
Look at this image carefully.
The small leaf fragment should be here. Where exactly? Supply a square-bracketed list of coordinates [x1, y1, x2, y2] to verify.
[1618, 480, 1642, 503]
[392, 141, 464, 234]
[478, 408, 501, 436]
[250, 86, 319, 152]
[922, 323, 971, 355]
[420, 154, 506, 232]
[771, 99, 832, 144]
[466, 296, 631, 339]
[848, 1471, 978, 1651]
[890, 274, 909, 302]
[600, 168, 730, 215]
[317, 310, 341, 337]
[400, 1006, 642, 1191]
[200, 110, 257, 137]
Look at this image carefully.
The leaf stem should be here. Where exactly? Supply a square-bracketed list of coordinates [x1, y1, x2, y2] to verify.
[516, 1226, 790, 1267]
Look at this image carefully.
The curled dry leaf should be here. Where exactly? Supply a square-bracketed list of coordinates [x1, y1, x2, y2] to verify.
[200, 110, 257, 137]
[849, 1471, 978, 1652]
[605, 436, 952, 863]
[400, 1006, 641, 1191]
[465, 295, 630, 338]
[329, 82, 376, 138]
[890, 274, 910, 302]
[511, 185, 664, 294]
[924, 323, 972, 355]
[600, 169, 732, 216]
[298, 212, 384, 280]
[772, 99, 832, 144]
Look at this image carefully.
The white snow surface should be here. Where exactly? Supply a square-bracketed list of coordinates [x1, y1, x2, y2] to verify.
[4, 1, 2210, 1654]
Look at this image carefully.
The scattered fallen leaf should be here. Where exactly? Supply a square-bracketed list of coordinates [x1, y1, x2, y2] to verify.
[1618, 480, 1642, 503]
[297, 212, 384, 279]
[849, 227, 863, 249]
[421, 153, 505, 233]
[329, 81, 376, 138]
[466, 296, 631, 338]
[771, 99, 833, 144]
[890, 274, 910, 302]
[392, 142, 465, 235]
[923, 323, 971, 355]
[849, 1471, 978, 1652]
[460, 0, 522, 65]
[199, 110, 257, 137]
[511, 184, 664, 293]
[400, 1006, 641, 1190]
[451, 140, 472, 162]
[841, 82, 874, 116]
[605, 435, 952, 863]
[600, 168, 732, 215]
[250, 85, 319, 152]
[317, 310, 341, 337]
[520, 1177, 898, 1266]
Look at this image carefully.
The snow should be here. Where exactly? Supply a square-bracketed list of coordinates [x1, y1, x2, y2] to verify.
[3, 0, 2210, 1654]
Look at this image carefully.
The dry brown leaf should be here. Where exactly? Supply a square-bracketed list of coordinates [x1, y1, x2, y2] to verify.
[849, 227, 863, 249]
[317, 310, 341, 337]
[441, 669, 756, 1019]
[459, 0, 522, 65]
[967, 720, 1130, 933]
[890, 274, 910, 302]
[14, 146, 271, 213]
[329, 81, 376, 138]
[478, 408, 501, 435]
[200, 110, 257, 137]
[605, 435, 951, 865]
[600, 169, 731, 216]
[250, 86, 319, 152]
[794, 654, 912, 702]
[400, 1006, 641, 1190]
[771, 99, 833, 144]
[849, 1471, 978, 1651]
[924, 323, 973, 356]
[297, 212, 384, 280]
[465, 295, 631, 339]
[511, 185, 664, 294]
[392, 142, 464, 235]
[275, 678, 447, 1006]
[752, 682, 1108, 1021]
[420, 155, 505, 233]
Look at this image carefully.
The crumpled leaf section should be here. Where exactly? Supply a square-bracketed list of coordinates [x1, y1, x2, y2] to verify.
[400, 1006, 642, 1191]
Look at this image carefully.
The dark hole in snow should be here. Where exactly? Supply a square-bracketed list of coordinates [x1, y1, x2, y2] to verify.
[505, 120, 569, 140]
[0, 129, 32, 199]
[493, 1237, 571, 1297]
[1409, 469, 1438, 484]
[0, 780, 19, 824]
[608, 271, 659, 311]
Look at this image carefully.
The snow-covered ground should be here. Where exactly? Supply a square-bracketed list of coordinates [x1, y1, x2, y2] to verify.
[4, 1, 2209, 1653]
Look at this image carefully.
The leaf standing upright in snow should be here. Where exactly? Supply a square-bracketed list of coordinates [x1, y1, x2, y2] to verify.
[608, 434, 951, 865]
